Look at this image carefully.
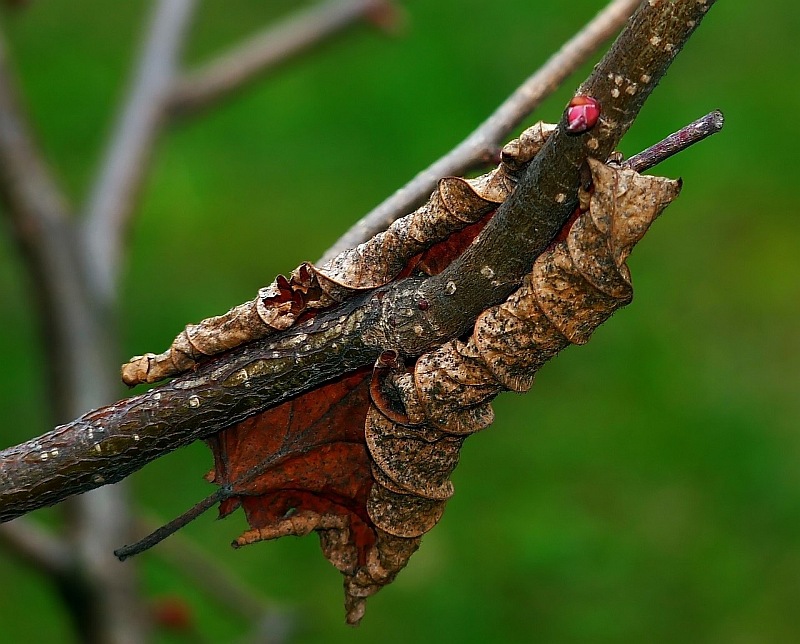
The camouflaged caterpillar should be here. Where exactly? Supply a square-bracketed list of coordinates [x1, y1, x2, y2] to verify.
[121, 122, 556, 386]
[123, 137, 680, 624]
[341, 159, 680, 620]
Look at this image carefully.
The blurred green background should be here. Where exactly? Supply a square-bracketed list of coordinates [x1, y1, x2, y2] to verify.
[1, 0, 798, 642]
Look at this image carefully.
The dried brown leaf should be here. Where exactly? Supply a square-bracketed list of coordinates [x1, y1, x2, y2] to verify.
[121, 124, 554, 385]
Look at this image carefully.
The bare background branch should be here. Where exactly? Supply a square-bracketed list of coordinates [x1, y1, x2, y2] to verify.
[321, 0, 641, 262]
[0, 518, 70, 578]
[82, 0, 197, 300]
[168, 0, 400, 118]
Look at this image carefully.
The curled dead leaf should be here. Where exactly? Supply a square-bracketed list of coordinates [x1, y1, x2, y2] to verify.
[365, 159, 680, 547]
[121, 123, 555, 386]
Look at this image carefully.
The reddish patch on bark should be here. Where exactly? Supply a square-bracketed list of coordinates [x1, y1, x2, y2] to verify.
[416, 211, 495, 275]
[554, 204, 585, 243]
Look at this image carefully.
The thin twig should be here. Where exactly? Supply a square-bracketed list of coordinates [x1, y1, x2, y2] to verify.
[115, 488, 227, 561]
[81, 0, 197, 301]
[168, 0, 399, 118]
[0, 518, 71, 577]
[624, 109, 724, 173]
[319, 0, 641, 262]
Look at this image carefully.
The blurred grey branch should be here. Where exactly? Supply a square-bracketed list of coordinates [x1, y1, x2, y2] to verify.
[320, 0, 641, 262]
[0, 0, 386, 641]
[82, 0, 197, 301]
[168, 0, 402, 118]
[0, 517, 71, 578]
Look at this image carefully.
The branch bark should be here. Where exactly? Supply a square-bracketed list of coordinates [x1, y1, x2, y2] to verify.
[0, 0, 718, 524]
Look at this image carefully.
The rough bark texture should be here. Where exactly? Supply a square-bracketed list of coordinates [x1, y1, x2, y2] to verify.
[120, 123, 554, 385]
[0, 294, 377, 522]
[380, 0, 716, 356]
[0, 0, 717, 526]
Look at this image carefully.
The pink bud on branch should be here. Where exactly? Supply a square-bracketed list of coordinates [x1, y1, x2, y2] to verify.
[565, 95, 601, 134]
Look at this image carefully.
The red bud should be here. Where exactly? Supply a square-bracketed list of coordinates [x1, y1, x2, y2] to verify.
[565, 95, 601, 134]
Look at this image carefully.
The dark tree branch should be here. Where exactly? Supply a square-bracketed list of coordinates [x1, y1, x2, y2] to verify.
[81, 0, 197, 301]
[0, 0, 718, 523]
[624, 108, 724, 173]
[320, 0, 641, 262]
[0, 294, 377, 522]
[167, 0, 400, 118]
[385, 0, 720, 353]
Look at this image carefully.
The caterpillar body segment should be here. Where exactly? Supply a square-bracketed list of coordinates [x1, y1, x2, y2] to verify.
[364, 159, 681, 539]
[121, 124, 555, 386]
